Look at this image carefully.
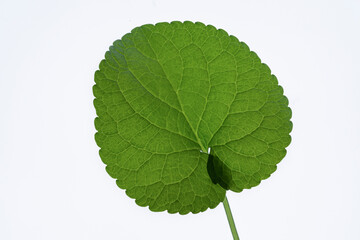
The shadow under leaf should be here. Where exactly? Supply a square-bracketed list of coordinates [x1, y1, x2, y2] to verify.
[206, 150, 233, 191]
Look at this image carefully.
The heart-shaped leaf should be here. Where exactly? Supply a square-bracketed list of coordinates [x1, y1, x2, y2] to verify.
[93, 21, 292, 214]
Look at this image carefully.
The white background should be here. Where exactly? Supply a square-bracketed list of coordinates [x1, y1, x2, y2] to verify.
[1, 0, 359, 239]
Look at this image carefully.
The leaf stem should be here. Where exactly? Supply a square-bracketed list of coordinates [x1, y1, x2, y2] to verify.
[223, 195, 240, 240]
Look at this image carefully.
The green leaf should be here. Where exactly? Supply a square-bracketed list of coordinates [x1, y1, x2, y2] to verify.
[93, 21, 292, 214]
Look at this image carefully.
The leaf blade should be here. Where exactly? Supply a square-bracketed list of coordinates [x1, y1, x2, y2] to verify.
[94, 21, 292, 213]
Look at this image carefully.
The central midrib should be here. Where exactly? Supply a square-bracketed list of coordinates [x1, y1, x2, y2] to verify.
[136, 28, 207, 152]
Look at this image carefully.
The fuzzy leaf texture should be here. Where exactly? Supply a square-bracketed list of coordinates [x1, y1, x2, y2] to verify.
[93, 21, 292, 214]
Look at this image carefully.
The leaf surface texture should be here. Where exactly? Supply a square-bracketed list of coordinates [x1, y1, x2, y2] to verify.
[94, 21, 292, 214]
